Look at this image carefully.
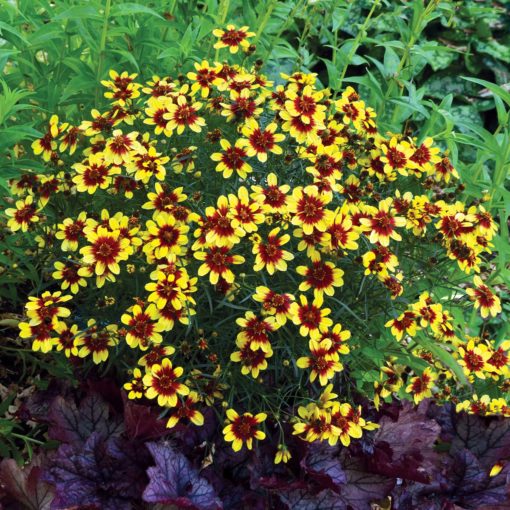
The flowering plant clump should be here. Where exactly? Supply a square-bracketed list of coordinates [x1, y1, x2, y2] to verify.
[5, 27, 508, 462]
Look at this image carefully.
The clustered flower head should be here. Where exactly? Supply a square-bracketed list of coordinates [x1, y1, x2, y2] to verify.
[6, 26, 508, 461]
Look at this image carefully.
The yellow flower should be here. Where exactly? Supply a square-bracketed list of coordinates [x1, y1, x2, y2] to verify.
[274, 444, 291, 464]
[223, 409, 266, 452]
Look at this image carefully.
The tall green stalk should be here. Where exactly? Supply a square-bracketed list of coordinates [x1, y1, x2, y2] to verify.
[214, 0, 230, 62]
[95, 0, 112, 107]
[335, 0, 381, 96]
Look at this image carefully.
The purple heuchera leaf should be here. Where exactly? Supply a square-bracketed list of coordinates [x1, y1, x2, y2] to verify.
[277, 488, 346, 509]
[301, 442, 346, 493]
[143, 442, 222, 510]
[0, 455, 53, 510]
[122, 395, 167, 441]
[337, 451, 395, 509]
[44, 432, 148, 510]
[450, 412, 510, 469]
[49, 393, 123, 445]
[372, 400, 441, 483]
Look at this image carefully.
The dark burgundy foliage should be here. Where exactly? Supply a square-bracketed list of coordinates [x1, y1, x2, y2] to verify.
[1, 385, 509, 510]
[0, 455, 53, 510]
[143, 442, 222, 509]
[44, 432, 149, 510]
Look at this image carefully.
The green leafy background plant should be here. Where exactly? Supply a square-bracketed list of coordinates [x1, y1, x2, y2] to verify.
[0, 0, 509, 461]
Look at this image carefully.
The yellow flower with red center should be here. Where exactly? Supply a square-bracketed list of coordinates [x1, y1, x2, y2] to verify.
[211, 139, 252, 179]
[80, 227, 131, 276]
[25, 291, 72, 327]
[213, 25, 255, 53]
[292, 404, 339, 444]
[318, 323, 351, 357]
[74, 319, 118, 364]
[284, 84, 327, 125]
[31, 114, 61, 161]
[231, 336, 273, 378]
[304, 144, 343, 181]
[385, 310, 418, 340]
[5, 195, 39, 232]
[156, 301, 195, 332]
[104, 129, 141, 165]
[379, 137, 418, 177]
[279, 108, 322, 145]
[79, 109, 117, 136]
[123, 368, 146, 399]
[55, 213, 87, 251]
[142, 183, 187, 217]
[466, 275, 502, 319]
[290, 295, 333, 337]
[223, 409, 266, 452]
[237, 310, 277, 350]
[411, 292, 443, 329]
[296, 255, 344, 306]
[457, 339, 492, 379]
[287, 185, 332, 235]
[143, 212, 189, 260]
[220, 88, 264, 123]
[252, 227, 294, 274]
[138, 345, 176, 369]
[297, 338, 343, 386]
[228, 186, 265, 234]
[486, 340, 510, 377]
[324, 206, 360, 251]
[163, 94, 206, 134]
[334, 87, 365, 127]
[195, 246, 245, 284]
[201, 195, 246, 247]
[238, 119, 285, 162]
[187, 60, 221, 98]
[409, 137, 441, 174]
[360, 197, 407, 247]
[406, 367, 437, 404]
[52, 261, 88, 294]
[250, 173, 290, 213]
[53, 322, 79, 357]
[435, 205, 476, 240]
[374, 363, 405, 409]
[143, 357, 189, 407]
[253, 286, 294, 326]
[166, 391, 204, 428]
[145, 271, 188, 310]
[141, 75, 175, 97]
[121, 304, 164, 350]
[101, 70, 141, 106]
[143, 96, 173, 136]
[125, 146, 170, 183]
[431, 156, 459, 182]
[73, 152, 120, 194]
[59, 125, 82, 155]
[19, 321, 54, 353]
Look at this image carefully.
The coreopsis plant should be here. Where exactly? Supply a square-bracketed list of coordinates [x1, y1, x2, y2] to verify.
[5, 27, 509, 462]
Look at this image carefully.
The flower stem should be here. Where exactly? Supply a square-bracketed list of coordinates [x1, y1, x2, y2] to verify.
[95, 0, 112, 107]
[336, 0, 381, 96]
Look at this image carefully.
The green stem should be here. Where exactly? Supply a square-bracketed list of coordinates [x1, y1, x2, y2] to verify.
[264, 0, 307, 62]
[95, 0, 112, 107]
[214, 0, 230, 62]
[335, 0, 381, 95]
[253, 0, 278, 46]
[388, 0, 440, 126]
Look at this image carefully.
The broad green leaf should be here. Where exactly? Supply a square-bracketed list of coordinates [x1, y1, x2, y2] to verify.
[110, 3, 165, 19]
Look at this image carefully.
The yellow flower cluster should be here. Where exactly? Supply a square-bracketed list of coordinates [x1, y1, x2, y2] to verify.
[8, 27, 507, 456]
